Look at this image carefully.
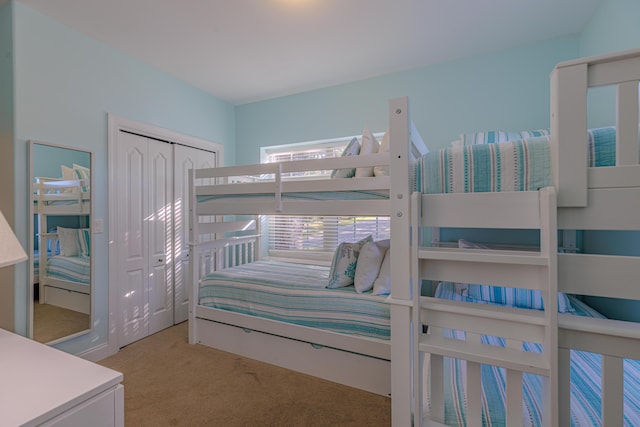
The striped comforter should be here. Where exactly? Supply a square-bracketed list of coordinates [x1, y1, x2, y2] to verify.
[434, 283, 640, 426]
[198, 260, 390, 340]
[46, 255, 91, 285]
[417, 127, 617, 194]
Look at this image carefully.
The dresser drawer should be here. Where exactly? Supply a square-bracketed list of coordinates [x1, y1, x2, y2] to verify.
[40, 385, 124, 427]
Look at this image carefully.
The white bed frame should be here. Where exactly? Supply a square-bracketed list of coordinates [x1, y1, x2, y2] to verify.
[389, 49, 640, 426]
[188, 135, 428, 397]
[34, 177, 91, 315]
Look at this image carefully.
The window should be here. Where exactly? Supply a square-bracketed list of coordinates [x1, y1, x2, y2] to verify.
[262, 135, 389, 260]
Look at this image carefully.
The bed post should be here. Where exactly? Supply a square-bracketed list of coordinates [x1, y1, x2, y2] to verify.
[388, 96, 414, 426]
[188, 168, 198, 345]
[550, 62, 588, 208]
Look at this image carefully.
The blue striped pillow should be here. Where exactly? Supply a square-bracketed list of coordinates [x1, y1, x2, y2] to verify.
[73, 163, 90, 192]
[77, 228, 91, 258]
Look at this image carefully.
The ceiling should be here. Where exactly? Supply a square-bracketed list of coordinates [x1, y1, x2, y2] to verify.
[18, 0, 601, 105]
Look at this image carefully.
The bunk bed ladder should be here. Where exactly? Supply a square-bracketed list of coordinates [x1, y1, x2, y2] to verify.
[413, 187, 559, 426]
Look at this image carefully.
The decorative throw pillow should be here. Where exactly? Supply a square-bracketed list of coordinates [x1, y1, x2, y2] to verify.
[355, 128, 380, 178]
[354, 239, 390, 293]
[372, 247, 391, 296]
[73, 163, 90, 192]
[327, 235, 373, 288]
[77, 228, 91, 258]
[373, 129, 390, 177]
[331, 137, 360, 179]
[60, 165, 78, 193]
[57, 226, 80, 257]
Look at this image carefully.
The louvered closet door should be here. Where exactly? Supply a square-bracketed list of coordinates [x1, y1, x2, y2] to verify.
[173, 144, 216, 324]
[115, 132, 174, 348]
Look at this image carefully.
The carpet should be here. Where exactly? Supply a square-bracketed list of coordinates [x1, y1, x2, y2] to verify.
[99, 322, 391, 426]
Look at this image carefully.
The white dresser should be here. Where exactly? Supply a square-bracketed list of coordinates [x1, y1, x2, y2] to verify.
[0, 329, 124, 427]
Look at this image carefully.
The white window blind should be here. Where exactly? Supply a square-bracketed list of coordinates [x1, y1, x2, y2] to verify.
[262, 136, 389, 259]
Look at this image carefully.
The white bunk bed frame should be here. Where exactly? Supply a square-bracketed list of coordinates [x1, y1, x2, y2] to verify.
[34, 177, 91, 315]
[387, 49, 640, 426]
[188, 135, 428, 397]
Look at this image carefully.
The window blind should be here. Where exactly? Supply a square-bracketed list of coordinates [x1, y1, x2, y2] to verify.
[262, 135, 389, 258]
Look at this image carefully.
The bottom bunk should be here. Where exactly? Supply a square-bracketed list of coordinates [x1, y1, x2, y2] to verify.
[39, 233, 91, 315]
[421, 284, 640, 426]
[190, 259, 392, 396]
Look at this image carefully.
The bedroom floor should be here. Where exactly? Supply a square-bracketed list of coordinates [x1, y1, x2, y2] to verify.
[33, 302, 89, 344]
[99, 322, 391, 426]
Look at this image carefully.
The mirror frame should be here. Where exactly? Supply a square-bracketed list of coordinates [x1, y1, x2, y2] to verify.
[28, 140, 93, 345]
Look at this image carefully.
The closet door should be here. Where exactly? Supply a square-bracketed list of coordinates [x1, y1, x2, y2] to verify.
[173, 145, 216, 324]
[115, 132, 173, 347]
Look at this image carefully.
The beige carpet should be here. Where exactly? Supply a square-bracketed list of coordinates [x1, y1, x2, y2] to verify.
[99, 322, 391, 426]
[33, 303, 90, 344]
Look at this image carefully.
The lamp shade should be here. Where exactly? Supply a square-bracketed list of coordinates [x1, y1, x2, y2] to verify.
[0, 210, 27, 268]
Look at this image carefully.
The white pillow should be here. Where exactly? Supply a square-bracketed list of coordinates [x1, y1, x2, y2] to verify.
[60, 165, 78, 193]
[57, 226, 80, 256]
[354, 239, 390, 293]
[327, 235, 373, 288]
[355, 128, 379, 178]
[61, 165, 75, 180]
[372, 247, 391, 296]
[373, 129, 389, 177]
[331, 137, 360, 179]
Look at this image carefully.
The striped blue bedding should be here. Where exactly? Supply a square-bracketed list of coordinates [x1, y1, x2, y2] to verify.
[434, 283, 640, 426]
[417, 127, 617, 194]
[46, 255, 91, 285]
[198, 260, 390, 341]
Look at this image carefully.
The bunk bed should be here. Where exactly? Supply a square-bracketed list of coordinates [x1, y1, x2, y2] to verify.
[33, 176, 91, 315]
[390, 48, 640, 426]
[188, 129, 428, 396]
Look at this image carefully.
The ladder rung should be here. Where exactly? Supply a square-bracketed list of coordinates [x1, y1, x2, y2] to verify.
[420, 297, 546, 326]
[419, 247, 549, 266]
[420, 334, 550, 376]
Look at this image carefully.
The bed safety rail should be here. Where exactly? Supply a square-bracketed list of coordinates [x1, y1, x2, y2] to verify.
[551, 48, 640, 207]
[190, 219, 259, 275]
[33, 177, 91, 214]
[558, 316, 640, 426]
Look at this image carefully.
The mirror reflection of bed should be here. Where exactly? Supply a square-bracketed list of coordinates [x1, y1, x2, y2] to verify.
[29, 141, 92, 344]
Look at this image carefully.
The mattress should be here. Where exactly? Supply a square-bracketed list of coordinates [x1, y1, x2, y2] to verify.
[198, 260, 390, 340]
[433, 283, 640, 426]
[417, 127, 617, 194]
[45, 255, 91, 285]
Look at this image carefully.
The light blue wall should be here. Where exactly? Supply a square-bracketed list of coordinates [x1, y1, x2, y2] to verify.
[32, 144, 90, 178]
[12, 1, 236, 354]
[579, 0, 640, 57]
[235, 36, 580, 165]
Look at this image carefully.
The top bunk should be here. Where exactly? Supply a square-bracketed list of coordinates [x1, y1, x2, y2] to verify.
[190, 127, 428, 217]
[33, 176, 91, 215]
[405, 48, 640, 232]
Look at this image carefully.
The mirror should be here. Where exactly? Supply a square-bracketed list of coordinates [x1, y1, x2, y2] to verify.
[28, 141, 92, 344]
